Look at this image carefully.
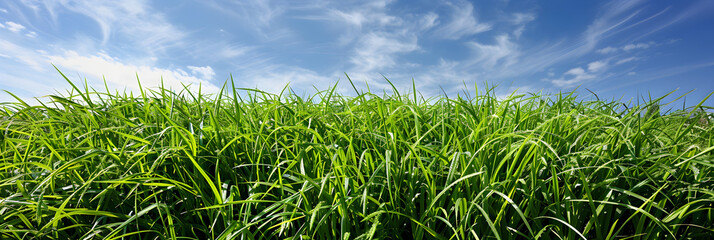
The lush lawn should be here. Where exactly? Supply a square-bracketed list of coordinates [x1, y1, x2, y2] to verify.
[1, 73, 713, 239]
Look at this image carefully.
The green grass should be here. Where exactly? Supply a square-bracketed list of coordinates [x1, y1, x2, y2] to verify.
[1, 71, 713, 239]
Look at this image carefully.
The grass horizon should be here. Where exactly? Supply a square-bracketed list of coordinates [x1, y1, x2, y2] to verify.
[1, 70, 712, 239]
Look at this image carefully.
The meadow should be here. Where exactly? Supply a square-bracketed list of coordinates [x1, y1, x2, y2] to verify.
[1, 71, 712, 239]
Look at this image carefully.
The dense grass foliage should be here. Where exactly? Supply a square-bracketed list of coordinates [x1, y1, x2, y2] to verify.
[1, 75, 713, 239]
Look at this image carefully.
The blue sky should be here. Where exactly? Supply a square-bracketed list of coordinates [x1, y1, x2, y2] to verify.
[1, 0, 713, 107]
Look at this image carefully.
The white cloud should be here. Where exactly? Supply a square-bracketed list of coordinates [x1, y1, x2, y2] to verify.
[3, 21, 26, 33]
[187, 66, 215, 80]
[351, 32, 419, 72]
[435, 0, 491, 39]
[616, 57, 638, 64]
[219, 45, 251, 59]
[326, 7, 402, 29]
[0, 8, 7, 13]
[0, 22, 4, 28]
[512, 26, 526, 39]
[549, 60, 608, 87]
[597, 47, 618, 54]
[466, 34, 519, 69]
[598, 41, 655, 54]
[566, 67, 586, 76]
[25, 31, 38, 38]
[627, 71, 636, 75]
[588, 60, 607, 72]
[419, 12, 439, 31]
[623, 42, 652, 51]
[551, 67, 596, 87]
[328, 10, 367, 27]
[511, 13, 536, 25]
[510, 13, 535, 38]
[48, 51, 220, 94]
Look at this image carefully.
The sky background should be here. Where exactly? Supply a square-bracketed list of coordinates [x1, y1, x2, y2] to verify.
[1, 0, 713, 108]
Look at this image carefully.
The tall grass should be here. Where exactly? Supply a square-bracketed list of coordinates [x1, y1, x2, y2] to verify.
[1, 71, 713, 239]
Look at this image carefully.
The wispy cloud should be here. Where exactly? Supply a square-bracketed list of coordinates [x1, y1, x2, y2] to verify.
[1, 20, 38, 38]
[510, 13, 536, 38]
[634, 1, 714, 41]
[420, 12, 439, 31]
[0, 8, 8, 13]
[581, 0, 646, 56]
[623, 42, 653, 51]
[598, 41, 655, 53]
[616, 57, 639, 64]
[232, 0, 286, 27]
[182, 40, 255, 62]
[187, 66, 215, 80]
[25, 31, 37, 38]
[351, 32, 419, 72]
[326, 8, 401, 29]
[435, 0, 491, 40]
[551, 67, 595, 87]
[25, 1, 186, 53]
[202, 0, 291, 40]
[550, 60, 608, 87]
[2, 21, 26, 32]
[466, 34, 519, 69]
[295, 0, 428, 75]
[596, 47, 618, 54]
[588, 60, 608, 72]
[510, 13, 536, 25]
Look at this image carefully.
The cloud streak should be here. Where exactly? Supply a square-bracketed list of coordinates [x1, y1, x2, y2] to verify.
[434, 0, 491, 40]
[598, 41, 655, 53]
[550, 60, 608, 87]
[351, 32, 419, 72]
[2, 21, 25, 32]
[25, 0, 186, 54]
[466, 34, 519, 69]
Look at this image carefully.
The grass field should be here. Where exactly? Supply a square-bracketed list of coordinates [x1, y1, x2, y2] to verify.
[1, 72, 713, 239]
